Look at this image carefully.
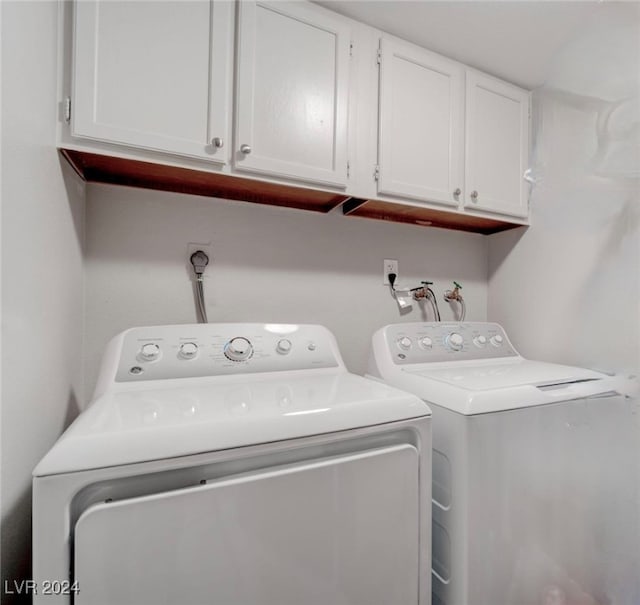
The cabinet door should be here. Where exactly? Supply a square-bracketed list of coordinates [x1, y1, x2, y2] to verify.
[465, 71, 529, 217]
[235, 1, 350, 187]
[72, 0, 232, 163]
[378, 37, 464, 206]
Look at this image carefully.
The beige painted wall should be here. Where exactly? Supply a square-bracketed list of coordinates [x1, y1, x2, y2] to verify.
[1, 2, 85, 601]
[84, 183, 489, 398]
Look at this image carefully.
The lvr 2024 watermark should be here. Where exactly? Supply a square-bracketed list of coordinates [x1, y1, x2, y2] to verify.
[4, 580, 80, 596]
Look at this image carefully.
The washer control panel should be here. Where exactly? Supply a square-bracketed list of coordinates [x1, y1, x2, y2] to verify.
[385, 322, 518, 365]
[114, 324, 340, 382]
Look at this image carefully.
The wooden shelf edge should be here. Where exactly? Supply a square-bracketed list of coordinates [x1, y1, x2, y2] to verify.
[60, 149, 349, 214]
[60, 149, 527, 234]
[342, 198, 526, 235]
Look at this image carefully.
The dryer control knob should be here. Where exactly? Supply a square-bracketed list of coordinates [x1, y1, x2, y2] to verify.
[276, 339, 292, 355]
[473, 335, 487, 348]
[446, 332, 464, 351]
[490, 334, 504, 347]
[419, 337, 433, 349]
[139, 343, 161, 361]
[397, 337, 413, 350]
[224, 337, 253, 361]
[179, 342, 199, 359]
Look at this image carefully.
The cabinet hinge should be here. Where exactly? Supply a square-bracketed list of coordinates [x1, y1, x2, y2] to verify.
[347, 160, 350, 178]
[376, 48, 382, 66]
[374, 164, 380, 181]
[349, 42, 353, 57]
[63, 97, 71, 123]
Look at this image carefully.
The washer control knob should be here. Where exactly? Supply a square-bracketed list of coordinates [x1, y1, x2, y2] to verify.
[473, 335, 487, 348]
[490, 334, 504, 347]
[446, 332, 464, 351]
[139, 343, 161, 361]
[179, 342, 199, 359]
[224, 337, 253, 361]
[397, 337, 413, 350]
[276, 339, 292, 355]
[419, 337, 433, 349]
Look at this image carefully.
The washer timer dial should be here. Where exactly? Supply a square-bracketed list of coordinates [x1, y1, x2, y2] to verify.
[445, 332, 464, 351]
[224, 337, 254, 362]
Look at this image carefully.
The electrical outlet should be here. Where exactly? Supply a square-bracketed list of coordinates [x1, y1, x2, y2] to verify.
[187, 242, 212, 276]
[383, 259, 398, 285]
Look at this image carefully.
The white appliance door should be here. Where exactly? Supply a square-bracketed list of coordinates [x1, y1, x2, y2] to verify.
[74, 445, 420, 605]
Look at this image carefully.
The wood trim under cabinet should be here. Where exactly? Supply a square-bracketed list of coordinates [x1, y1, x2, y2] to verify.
[342, 198, 524, 234]
[60, 149, 526, 234]
[60, 149, 349, 213]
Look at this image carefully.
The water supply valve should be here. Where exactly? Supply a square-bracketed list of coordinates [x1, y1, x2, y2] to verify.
[444, 281, 465, 321]
[444, 281, 463, 303]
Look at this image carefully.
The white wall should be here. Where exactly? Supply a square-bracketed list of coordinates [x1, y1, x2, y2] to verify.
[1, 2, 85, 600]
[488, 4, 639, 603]
[488, 3, 640, 375]
[84, 184, 488, 397]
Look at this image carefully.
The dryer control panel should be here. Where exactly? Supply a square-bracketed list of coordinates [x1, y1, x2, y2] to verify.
[109, 324, 342, 383]
[381, 322, 518, 365]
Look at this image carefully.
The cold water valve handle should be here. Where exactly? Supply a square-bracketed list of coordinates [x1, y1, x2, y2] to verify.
[444, 281, 462, 302]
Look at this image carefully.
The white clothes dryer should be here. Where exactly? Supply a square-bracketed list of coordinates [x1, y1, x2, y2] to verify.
[368, 322, 638, 605]
[33, 323, 432, 605]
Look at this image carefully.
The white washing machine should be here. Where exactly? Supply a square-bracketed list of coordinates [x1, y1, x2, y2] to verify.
[368, 322, 637, 605]
[33, 323, 432, 605]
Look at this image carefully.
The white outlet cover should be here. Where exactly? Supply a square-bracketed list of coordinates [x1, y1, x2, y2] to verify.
[383, 259, 398, 285]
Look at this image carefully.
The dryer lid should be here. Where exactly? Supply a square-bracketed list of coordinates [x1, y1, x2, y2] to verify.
[34, 371, 429, 476]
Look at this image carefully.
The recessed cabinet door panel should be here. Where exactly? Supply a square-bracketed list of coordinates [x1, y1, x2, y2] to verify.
[465, 72, 529, 217]
[72, 0, 231, 163]
[378, 38, 464, 206]
[235, 1, 350, 187]
[74, 445, 420, 605]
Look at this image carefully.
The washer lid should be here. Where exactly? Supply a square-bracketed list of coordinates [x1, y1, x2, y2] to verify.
[406, 359, 604, 391]
[396, 358, 627, 415]
[34, 371, 429, 476]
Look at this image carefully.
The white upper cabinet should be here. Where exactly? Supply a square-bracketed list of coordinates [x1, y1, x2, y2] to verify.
[378, 37, 464, 206]
[465, 71, 530, 217]
[72, 0, 232, 164]
[235, 1, 350, 188]
[64, 1, 530, 229]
